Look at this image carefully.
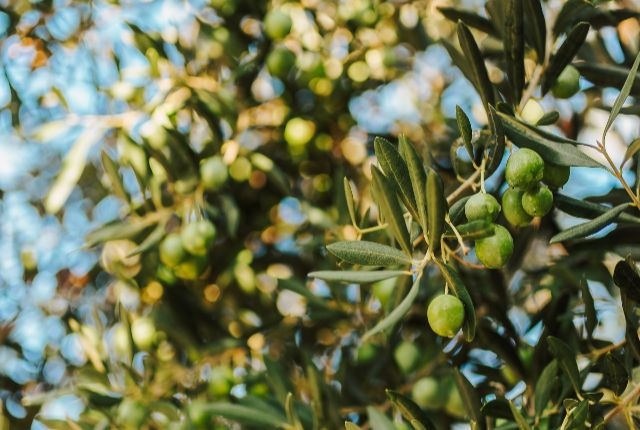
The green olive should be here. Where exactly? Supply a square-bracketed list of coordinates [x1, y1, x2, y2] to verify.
[542, 162, 570, 189]
[475, 224, 514, 269]
[412, 377, 446, 410]
[266, 46, 296, 78]
[552, 65, 580, 99]
[427, 294, 465, 338]
[264, 10, 292, 40]
[159, 233, 186, 268]
[522, 184, 554, 217]
[502, 188, 533, 227]
[394, 340, 420, 374]
[181, 220, 217, 256]
[465, 192, 501, 222]
[200, 156, 228, 191]
[505, 148, 544, 190]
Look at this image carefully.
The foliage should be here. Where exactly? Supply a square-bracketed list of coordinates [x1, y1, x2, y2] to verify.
[2, 0, 640, 429]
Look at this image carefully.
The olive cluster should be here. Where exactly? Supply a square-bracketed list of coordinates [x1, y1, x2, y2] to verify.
[503, 148, 569, 228]
[159, 219, 217, 281]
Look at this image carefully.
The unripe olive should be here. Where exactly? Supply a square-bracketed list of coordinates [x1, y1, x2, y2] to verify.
[266, 46, 296, 78]
[263, 10, 292, 40]
[181, 220, 216, 256]
[412, 377, 446, 410]
[542, 162, 570, 189]
[159, 233, 186, 268]
[427, 294, 465, 338]
[505, 148, 544, 190]
[444, 384, 467, 420]
[173, 255, 208, 280]
[131, 317, 156, 350]
[552, 65, 580, 99]
[475, 224, 514, 268]
[522, 184, 554, 217]
[465, 192, 501, 222]
[394, 340, 420, 374]
[188, 400, 211, 429]
[100, 240, 141, 278]
[520, 99, 545, 125]
[502, 188, 533, 227]
[200, 156, 228, 191]
[117, 399, 147, 429]
[355, 343, 377, 365]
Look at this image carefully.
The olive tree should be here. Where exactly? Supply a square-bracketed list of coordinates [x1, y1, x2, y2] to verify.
[2, 0, 640, 429]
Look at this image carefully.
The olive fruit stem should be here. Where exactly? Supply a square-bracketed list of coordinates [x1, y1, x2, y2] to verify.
[447, 168, 482, 205]
[597, 140, 640, 209]
[445, 214, 469, 255]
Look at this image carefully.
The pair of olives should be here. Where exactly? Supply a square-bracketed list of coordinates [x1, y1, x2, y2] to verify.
[503, 148, 569, 227]
[159, 219, 217, 280]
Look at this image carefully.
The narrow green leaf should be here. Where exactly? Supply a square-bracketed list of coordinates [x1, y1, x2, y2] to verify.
[535, 360, 558, 417]
[612, 258, 640, 302]
[308, 270, 409, 283]
[602, 51, 640, 145]
[449, 196, 471, 224]
[553, 0, 639, 35]
[457, 21, 495, 113]
[563, 399, 589, 430]
[550, 203, 630, 244]
[85, 218, 157, 248]
[456, 106, 474, 157]
[362, 275, 421, 341]
[344, 178, 358, 226]
[486, 107, 506, 174]
[386, 390, 436, 430]
[445, 220, 495, 240]
[203, 403, 288, 428]
[437, 7, 497, 37]
[441, 40, 476, 87]
[372, 166, 413, 255]
[508, 401, 532, 430]
[547, 337, 582, 394]
[128, 222, 165, 256]
[326, 241, 411, 266]
[426, 169, 447, 251]
[101, 150, 129, 202]
[574, 62, 640, 96]
[435, 260, 476, 341]
[497, 112, 602, 168]
[602, 352, 628, 395]
[453, 368, 484, 427]
[536, 111, 560, 126]
[285, 393, 303, 430]
[622, 138, 640, 168]
[481, 398, 513, 420]
[398, 135, 428, 233]
[504, 0, 524, 102]
[374, 137, 418, 219]
[555, 194, 640, 224]
[542, 22, 590, 94]
[367, 406, 395, 430]
[523, 0, 546, 62]
[345, 423, 363, 430]
[580, 279, 597, 338]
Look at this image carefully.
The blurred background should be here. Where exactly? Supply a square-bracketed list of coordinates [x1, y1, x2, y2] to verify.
[0, 0, 638, 428]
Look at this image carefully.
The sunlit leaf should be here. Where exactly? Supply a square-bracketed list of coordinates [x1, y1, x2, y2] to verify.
[326, 241, 411, 266]
[602, 51, 640, 145]
[375, 137, 418, 219]
[308, 270, 409, 283]
[372, 166, 413, 255]
[550, 203, 630, 243]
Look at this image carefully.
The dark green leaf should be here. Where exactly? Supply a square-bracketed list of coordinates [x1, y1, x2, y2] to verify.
[622, 138, 640, 168]
[441, 40, 476, 87]
[457, 22, 495, 113]
[481, 398, 513, 420]
[449, 196, 471, 224]
[563, 399, 589, 430]
[523, 0, 546, 62]
[536, 361, 561, 416]
[554, 0, 639, 35]
[398, 135, 428, 233]
[435, 260, 476, 341]
[508, 401, 532, 430]
[613, 258, 640, 302]
[580, 279, 597, 338]
[426, 169, 447, 251]
[437, 7, 497, 37]
[455, 106, 473, 158]
[374, 137, 418, 219]
[326, 241, 412, 266]
[542, 22, 590, 94]
[372, 166, 413, 255]
[386, 390, 436, 430]
[536, 111, 560, 126]
[308, 270, 409, 283]
[602, 51, 640, 144]
[574, 62, 640, 96]
[555, 193, 640, 225]
[486, 107, 506, 174]
[202, 403, 288, 428]
[362, 275, 421, 341]
[504, 0, 524, 102]
[344, 178, 358, 226]
[602, 352, 628, 395]
[128, 222, 165, 256]
[550, 203, 630, 243]
[453, 368, 484, 428]
[445, 220, 495, 240]
[497, 112, 602, 168]
[547, 337, 582, 394]
[621, 293, 640, 361]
